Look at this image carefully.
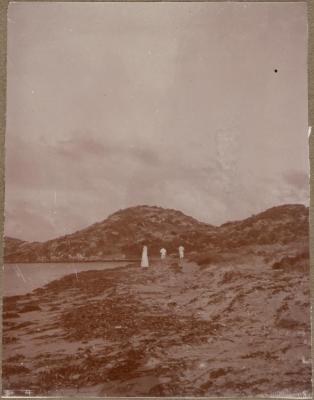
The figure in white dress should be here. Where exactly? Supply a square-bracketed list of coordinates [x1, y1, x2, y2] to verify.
[141, 245, 149, 268]
[160, 248, 167, 260]
[179, 245, 185, 260]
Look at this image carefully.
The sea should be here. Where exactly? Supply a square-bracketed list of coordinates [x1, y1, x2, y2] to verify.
[2, 262, 129, 297]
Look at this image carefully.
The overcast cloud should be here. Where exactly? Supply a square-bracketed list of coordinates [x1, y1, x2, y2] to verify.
[5, 2, 308, 241]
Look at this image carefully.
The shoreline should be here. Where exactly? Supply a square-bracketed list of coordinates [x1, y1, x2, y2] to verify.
[2, 253, 311, 396]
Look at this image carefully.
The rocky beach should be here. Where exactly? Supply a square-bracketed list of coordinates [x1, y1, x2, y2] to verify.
[2, 250, 311, 396]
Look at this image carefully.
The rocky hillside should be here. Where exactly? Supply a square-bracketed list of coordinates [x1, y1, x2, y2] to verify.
[219, 204, 308, 247]
[3, 237, 29, 257]
[3, 204, 309, 263]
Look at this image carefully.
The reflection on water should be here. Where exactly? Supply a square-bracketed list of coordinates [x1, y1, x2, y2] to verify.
[3, 262, 128, 297]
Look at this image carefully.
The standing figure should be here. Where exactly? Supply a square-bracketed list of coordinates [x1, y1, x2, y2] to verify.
[160, 248, 167, 260]
[179, 245, 185, 260]
[141, 245, 149, 268]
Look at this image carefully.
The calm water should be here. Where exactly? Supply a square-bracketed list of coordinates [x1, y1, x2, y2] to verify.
[2, 262, 129, 297]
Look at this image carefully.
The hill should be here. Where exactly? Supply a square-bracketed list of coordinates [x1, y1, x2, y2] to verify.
[3, 204, 309, 263]
[3, 237, 29, 258]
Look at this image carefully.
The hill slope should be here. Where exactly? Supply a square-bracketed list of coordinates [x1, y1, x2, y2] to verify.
[3, 237, 29, 257]
[3, 204, 309, 263]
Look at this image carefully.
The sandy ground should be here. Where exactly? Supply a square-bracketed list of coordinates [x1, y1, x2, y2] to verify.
[2, 255, 312, 397]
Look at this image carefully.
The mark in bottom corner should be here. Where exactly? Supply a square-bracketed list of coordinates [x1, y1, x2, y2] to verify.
[3, 389, 34, 397]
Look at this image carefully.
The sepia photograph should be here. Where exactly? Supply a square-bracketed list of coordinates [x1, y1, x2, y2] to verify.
[2, 1, 311, 397]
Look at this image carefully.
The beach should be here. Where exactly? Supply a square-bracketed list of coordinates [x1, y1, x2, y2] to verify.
[2, 253, 311, 397]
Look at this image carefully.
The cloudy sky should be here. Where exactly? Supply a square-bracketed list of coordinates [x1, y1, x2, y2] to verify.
[5, 2, 308, 242]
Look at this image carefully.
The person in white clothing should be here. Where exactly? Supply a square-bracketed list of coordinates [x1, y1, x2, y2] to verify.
[179, 245, 185, 259]
[141, 245, 149, 268]
[160, 248, 167, 260]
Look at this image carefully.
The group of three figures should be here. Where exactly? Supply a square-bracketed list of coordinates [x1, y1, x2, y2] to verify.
[140, 245, 184, 268]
